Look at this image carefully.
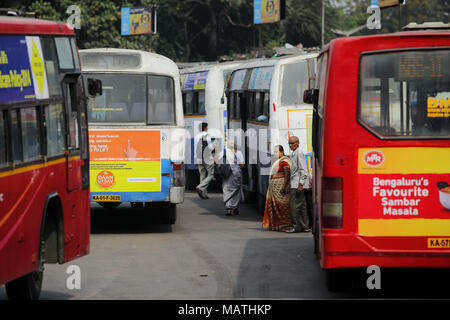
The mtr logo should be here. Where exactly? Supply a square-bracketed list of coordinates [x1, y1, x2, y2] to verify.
[96, 171, 115, 188]
[363, 150, 385, 167]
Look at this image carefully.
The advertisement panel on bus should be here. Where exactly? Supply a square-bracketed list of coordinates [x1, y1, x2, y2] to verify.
[89, 129, 162, 202]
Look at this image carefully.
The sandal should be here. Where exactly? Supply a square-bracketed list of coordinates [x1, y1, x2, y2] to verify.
[283, 227, 296, 233]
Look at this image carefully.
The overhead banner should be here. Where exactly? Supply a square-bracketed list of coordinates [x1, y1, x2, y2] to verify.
[371, 0, 406, 8]
[121, 7, 153, 36]
[0, 35, 49, 103]
[254, 0, 285, 24]
[379, 0, 405, 8]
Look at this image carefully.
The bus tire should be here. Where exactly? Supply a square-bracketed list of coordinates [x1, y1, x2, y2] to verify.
[5, 240, 44, 300]
[98, 202, 121, 211]
[162, 203, 177, 225]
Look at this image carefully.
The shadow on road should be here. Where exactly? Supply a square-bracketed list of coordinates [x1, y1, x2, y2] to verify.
[90, 203, 173, 235]
[234, 237, 450, 299]
[187, 190, 263, 223]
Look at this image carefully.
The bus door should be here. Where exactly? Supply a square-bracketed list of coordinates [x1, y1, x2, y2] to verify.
[63, 75, 89, 192]
[238, 91, 250, 192]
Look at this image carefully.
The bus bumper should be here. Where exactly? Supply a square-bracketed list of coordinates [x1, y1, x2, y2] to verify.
[170, 186, 184, 204]
[321, 233, 450, 269]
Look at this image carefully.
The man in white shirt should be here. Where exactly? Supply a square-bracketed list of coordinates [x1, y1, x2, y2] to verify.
[194, 122, 215, 199]
[286, 136, 311, 233]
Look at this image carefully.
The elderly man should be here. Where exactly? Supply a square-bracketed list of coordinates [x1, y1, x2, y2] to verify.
[285, 136, 311, 233]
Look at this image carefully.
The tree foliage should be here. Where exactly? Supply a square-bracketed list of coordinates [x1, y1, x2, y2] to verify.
[2, 0, 449, 62]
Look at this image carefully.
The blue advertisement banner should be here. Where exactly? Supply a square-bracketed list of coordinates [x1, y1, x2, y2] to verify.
[182, 71, 208, 90]
[121, 8, 131, 36]
[254, 0, 262, 24]
[0, 35, 36, 103]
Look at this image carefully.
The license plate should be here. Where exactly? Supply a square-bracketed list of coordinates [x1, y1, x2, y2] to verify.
[92, 195, 121, 201]
[428, 238, 450, 249]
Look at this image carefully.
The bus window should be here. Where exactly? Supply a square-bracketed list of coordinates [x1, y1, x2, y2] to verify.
[45, 104, 66, 157]
[55, 37, 75, 69]
[41, 37, 62, 97]
[198, 91, 205, 114]
[257, 92, 269, 123]
[229, 92, 235, 118]
[317, 53, 328, 117]
[236, 93, 241, 119]
[148, 75, 175, 124]
[64, 82, 79, 149]
[86, 74, 146, 124]
[70, 38, 80, 70]
[20, 107, 41, 162]
[359, 50, 450, 138]
[248, 92, 255, 120]
[313, 53, 328, 163]
[254, 92, 262, 120]
[0, 111, 6, 167]
[11, 109, 23, 163]
[281, 61, 309, 107]
[184, 92, 194, 115]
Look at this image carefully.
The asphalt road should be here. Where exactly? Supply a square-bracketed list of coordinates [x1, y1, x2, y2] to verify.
[1, 191, 450, 300]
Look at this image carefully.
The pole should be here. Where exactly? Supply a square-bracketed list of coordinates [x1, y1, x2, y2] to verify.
[321, 0, 325, 48]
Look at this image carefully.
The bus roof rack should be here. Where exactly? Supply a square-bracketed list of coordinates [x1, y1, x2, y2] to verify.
[0, 8, 35, 17]
[402, 22, 450, 31]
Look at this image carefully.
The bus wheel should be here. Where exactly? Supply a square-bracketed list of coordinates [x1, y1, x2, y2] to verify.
[5, 239, 44, 300]
[131, 202, 144, 209]
[98, 202, 121, 211]
[161, 203, 177, 224]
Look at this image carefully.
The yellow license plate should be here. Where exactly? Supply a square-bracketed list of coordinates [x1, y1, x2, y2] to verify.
[92, 195, 121, 201]
[428, 238, 450, 249]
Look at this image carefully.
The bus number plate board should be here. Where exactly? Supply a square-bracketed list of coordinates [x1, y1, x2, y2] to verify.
[92, 195, 121, 201]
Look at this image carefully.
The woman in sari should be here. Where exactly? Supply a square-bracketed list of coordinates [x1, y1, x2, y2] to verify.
[262, 145, 292, 231]
[219, 141, 244, 216]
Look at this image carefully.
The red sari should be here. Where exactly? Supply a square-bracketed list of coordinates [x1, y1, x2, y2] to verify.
[262, 156, 292, 231]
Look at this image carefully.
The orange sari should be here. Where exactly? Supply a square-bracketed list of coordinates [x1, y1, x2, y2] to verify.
[262, 156, 292, 231]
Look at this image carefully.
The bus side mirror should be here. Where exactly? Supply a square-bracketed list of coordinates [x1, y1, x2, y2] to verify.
[303, 89, 318, 104]
[88, 78, 102, 96]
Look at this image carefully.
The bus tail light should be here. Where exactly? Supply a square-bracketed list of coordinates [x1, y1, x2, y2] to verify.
[173, 162, 184, 187]
[322, 177, 343, 229]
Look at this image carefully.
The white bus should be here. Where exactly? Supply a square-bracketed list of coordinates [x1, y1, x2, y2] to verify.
[80, 48, 185, 224]
[180, 61, 243, 189]
[226, 53, 318, 212]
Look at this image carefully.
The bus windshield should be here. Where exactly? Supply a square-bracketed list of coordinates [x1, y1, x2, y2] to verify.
[281, 61, 309, 107]
[85, 73, 175, 124]
[359, 49, 450, 138]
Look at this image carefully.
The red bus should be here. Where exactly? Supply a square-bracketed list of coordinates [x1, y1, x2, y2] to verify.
[306, 25, 450, 291]
[0, 15, 100, 299]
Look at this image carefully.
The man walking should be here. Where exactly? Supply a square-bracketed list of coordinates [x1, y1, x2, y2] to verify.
[285, 136, 311, 233]
[195, 122, 215, 199]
